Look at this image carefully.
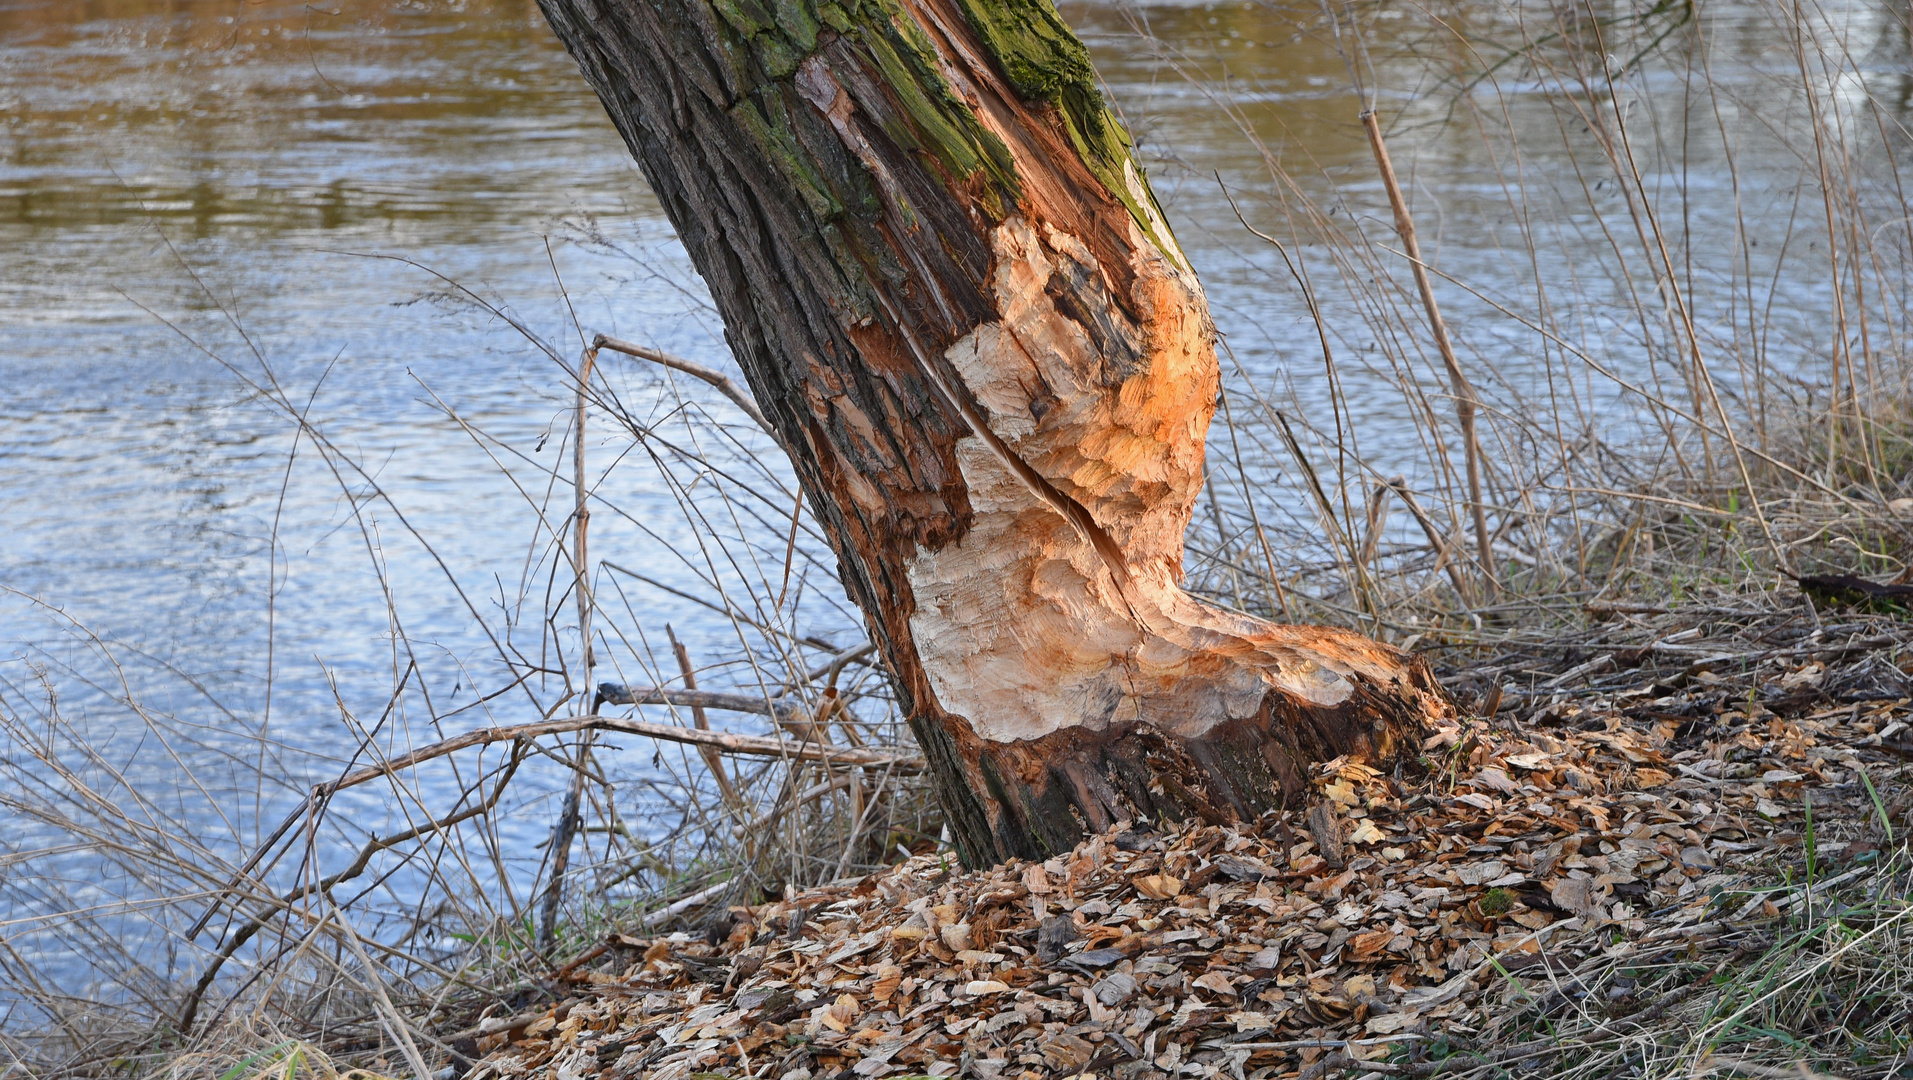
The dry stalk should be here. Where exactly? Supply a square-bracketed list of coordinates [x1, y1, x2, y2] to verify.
[667, 625, 744, 813]
[1360, 107, 1495, 596]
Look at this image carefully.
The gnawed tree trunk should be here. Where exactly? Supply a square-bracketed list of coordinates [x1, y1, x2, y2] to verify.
[536, 0, 1453, 867]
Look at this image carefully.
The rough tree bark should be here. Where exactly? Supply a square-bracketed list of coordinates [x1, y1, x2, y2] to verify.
[536, 0, 1453, 867]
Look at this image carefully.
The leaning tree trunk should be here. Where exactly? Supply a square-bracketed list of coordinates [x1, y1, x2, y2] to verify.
[536, 0, 1453, 867]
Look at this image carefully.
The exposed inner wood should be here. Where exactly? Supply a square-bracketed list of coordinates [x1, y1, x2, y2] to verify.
[536, 0, 1453, 866]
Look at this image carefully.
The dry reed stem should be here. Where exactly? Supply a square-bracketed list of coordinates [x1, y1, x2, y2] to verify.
[1360, 107, 1496, 595]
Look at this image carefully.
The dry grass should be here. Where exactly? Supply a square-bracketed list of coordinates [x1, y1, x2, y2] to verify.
[1163, 0, 1913, 644]
[1415, 844, 1913, 1079]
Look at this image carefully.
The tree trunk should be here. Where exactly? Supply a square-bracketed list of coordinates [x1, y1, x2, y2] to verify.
[536, 0, 1453, 867]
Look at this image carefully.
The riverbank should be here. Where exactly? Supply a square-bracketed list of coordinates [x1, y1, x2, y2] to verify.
[444, 599, 1913, 1080]
[15, 412, 1913, 1080]
[11, 495, 1913, 1079]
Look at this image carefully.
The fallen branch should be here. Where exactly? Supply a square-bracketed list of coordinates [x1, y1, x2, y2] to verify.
[640, 878, 735, 928]
[592, 333, 775, 438]
[186, 708, 919, 1005]
[316, 711, 922, 800]
[178, 748, 526, 1035]
[592, 682, 803, 720]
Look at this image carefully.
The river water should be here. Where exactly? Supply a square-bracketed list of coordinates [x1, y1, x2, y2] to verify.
[2, 0, 1909, 1006]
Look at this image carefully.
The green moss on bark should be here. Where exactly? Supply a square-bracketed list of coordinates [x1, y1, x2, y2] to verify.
[863, 22, 1016, 211]
[700, 0, 1176, 266]
[705, 0, 1017, 212]
[949, 0, 1181, 265]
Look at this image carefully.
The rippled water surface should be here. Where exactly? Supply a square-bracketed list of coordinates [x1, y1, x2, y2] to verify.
[3, 0, 1910, 995]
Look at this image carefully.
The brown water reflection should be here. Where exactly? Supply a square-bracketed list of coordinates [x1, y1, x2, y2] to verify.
[12, 0, 1904, 328]
[0, 0, 636, 237]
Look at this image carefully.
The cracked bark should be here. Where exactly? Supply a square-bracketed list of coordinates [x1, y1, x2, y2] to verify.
[537, 0, 1453, 867]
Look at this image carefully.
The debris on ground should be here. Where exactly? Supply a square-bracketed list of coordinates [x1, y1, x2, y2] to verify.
[462, 618, 1913, 1080]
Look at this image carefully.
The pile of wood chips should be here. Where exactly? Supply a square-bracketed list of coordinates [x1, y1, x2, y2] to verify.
[465, 666, 1913, 1080]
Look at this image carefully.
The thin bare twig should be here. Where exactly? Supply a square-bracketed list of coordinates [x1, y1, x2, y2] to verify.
[592, 333, 776, 439]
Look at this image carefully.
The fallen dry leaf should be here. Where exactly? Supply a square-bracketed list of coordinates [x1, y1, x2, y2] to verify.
[1132, 873, 1183, 900]
[468, 640, 1913, 1080]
